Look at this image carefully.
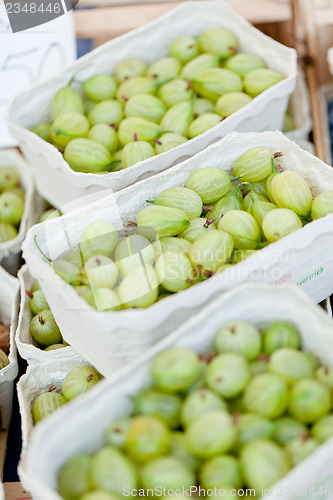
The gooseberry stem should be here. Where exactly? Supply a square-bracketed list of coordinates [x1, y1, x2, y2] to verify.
[34, 235, 52, 263]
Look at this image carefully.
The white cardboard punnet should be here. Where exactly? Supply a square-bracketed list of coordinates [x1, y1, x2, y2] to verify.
[22, 131, 333, 378]
[17, 355, 94, 458]
[0, 149, 36, 274]
[7, 0, 297, 207]
[16, 265, 77, 364]
[18, 284, 333, 499]
[0, 265, 19, 429]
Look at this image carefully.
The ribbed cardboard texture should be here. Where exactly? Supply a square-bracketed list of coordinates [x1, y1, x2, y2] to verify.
[285, 71, 312, 144]
[17, 284, 333, 500]
[21, 131, 333, 378]
[7, 0, 297, 207]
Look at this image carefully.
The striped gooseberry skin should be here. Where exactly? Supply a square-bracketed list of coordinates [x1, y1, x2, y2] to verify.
[80, 220, 118, 259]
[0, 192, 24, 225]
[62, 366, 100, 401]
[187, 113, 221, 139]
[224, 53, 266, 79]
[154, 133, 188, 155]
[0, 167, 20, 191]
[189, 230, 234, 273]
[180, 388, 228, 428]
[193, 98, 215, 117]
[233, 147, 273, 182]
[271, 171, 313, 218]
[198, 28, 239, 59]
[240, 439, 290, 495]
[116, 77, 157, 103]
[273, 417, 306, 446]
[125, 93, 167, 123]
[29, 289, 50, 315]
[133, 388, 182, 429]
[51, 86, 84, 121]
[50, 112, 89, 148]
[218, 210, 260, 250]
[205, 353, 250, 398]
[169, 35, 199, 64]
[84, 255, 118, 289]
[82, 74, 117, 102]
[160, 101, 193, 137]
[114, 58, 147, 83]
[116, 234, 155, 278]
[266, 171, 279, 203]
[140, 456, 195, 492]
[211, 191, 243, 224]
[0, 222, 17, 243]
[147, 57, 181, 86]
[310, 190, 333, 220]
[58, 454, 92, 500]
[243, 373, 288, 419]
[152, 347, 201, 393]
[89, 447, 138, 494]
[158, 79, 193, 108]
[289, 379, 330, 424]
[88, 99, 123, 127]
[186, 167, 232, 204]
[118, 264, 159, 309]
[44, 344, 66, 351]
[32, 391, 67, 423]
[64, 138, 112, 173]
[262, 208, 302, 243]
[81, 491, 121, 500]
[154, 187, 203, 219]
[268, 348, 314, 383]
[137, 205, 189, 238]
[155, 250, 193, 293]
[199, 454, 242, 490]
[88, 124, 118, 153]
[244, 68, 285, 97]
[312, 414, 333, 444]
[181, 54, 220, 80]
[126, 415, 170, 464]
[118, 117, 161, 146]
[185, 410, 237, 458]
[156, 236, 191, 257]
[192, 68, 242, 102]
[216, 91, 252, 117]
[247, 197, 278, 226]
[30, 310, 62, 347]
[106, 417, 132, 450]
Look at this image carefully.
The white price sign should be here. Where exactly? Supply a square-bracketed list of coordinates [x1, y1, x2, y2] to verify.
[0, 5, 76, 147]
